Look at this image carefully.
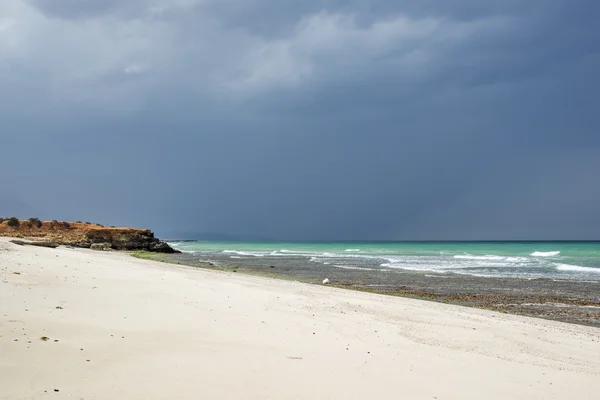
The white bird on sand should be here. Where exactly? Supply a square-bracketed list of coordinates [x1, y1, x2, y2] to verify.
[322, 278, 330, 284]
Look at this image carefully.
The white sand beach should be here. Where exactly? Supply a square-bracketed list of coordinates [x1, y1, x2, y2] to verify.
[1, 237, 599, 400]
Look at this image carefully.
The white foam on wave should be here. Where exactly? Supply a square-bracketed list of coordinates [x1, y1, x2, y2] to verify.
[380, 262, 447, 273]
[555, 264, 600, 274]
[505, 257, 529, 262]
[454, 254, 505, 261]
[222, 250, 265, 257]
[324, 253, 382, 261]
[531, 251, 560, 257]
[270, 250, 316, 256]
[168, 242, 197, 253]
[345, 249, 361, 252]
[284, 251, 381, 261]
[269, 251, 297, 256]
[452, 255, 529, 263]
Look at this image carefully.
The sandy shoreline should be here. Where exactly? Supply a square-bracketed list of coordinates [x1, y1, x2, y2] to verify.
[167, 250, 600, 327]
[1, 238, 599, 399]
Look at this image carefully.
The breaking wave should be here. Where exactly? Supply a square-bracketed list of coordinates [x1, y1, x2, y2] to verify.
[453, 255, 505, 261]
[222, 250, 265, 257]
[555, 264, 600, 274]
[453, 255, 529, 263]
[531, 251, 560, 257]
[178, 250, 197, 254]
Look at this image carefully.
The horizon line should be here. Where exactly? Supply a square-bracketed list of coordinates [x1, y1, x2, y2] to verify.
[160, 239, 600, 243]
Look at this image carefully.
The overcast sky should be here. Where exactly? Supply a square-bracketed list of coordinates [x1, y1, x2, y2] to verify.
[1, 0, 599, 240]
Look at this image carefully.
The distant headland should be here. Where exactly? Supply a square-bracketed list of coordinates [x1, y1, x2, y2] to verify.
[0, 217, 178, 253]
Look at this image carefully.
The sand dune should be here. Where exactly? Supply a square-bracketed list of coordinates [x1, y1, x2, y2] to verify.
[1, 237, 599, 399]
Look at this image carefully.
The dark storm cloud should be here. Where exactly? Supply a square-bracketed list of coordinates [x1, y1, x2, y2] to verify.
[1, 0, 598, 239]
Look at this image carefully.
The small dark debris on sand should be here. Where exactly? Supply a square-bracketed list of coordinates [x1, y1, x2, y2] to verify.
[10, 240, 59, 249]
[40, 336, 49, 341]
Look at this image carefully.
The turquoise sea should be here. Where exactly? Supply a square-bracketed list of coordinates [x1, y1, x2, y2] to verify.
[168, 241, 600, 281]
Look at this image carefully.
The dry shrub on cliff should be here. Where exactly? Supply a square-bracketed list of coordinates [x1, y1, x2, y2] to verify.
[7, 217, 20, 228]
[29, 217, 43, 228]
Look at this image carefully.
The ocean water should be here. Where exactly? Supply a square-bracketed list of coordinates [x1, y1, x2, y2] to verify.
[168, 241, 600, 282]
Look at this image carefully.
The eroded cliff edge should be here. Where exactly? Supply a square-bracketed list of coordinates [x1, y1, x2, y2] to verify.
[0, 219, 178, 253]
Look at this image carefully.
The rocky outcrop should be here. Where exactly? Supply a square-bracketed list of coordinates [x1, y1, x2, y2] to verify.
[90, 243, 112, 251]
[0, 220, 179, 253]
[148, 241, 178, 253]
[83, 229, 179, 253]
